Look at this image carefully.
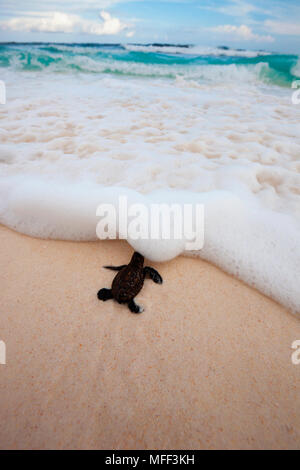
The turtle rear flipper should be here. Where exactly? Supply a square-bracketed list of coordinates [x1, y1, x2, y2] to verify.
[97, 288, 113, 301]
[144, 266, 163, 284]
[128, 299, 144, 314]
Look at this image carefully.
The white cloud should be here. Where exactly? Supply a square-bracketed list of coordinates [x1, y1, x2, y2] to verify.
[209, 24, 274, 42]
[212, 0, 258, 18]
[0, 10, 130, 36]
[200, 0, 268, 24]
[265, 20, 300, 36]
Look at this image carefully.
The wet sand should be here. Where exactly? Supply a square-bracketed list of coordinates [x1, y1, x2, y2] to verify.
[0, 224, 299, 449]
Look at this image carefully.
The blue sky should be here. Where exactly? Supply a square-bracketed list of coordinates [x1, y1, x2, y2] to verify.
[0, 0, 299, 53]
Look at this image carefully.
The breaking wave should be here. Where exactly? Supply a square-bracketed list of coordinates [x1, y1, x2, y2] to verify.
[0, 42, 298, 87]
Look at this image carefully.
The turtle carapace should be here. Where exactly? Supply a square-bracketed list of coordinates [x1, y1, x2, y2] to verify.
[97, 252, 163, 313]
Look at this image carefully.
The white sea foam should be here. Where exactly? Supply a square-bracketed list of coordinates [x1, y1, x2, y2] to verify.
[0, 69, 299, 313]
[292, 57, 300, 78]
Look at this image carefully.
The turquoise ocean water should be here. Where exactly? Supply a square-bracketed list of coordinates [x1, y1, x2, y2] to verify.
[0, 42, 299, 86]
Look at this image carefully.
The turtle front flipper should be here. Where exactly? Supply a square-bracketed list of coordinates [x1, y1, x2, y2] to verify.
[144, 267, 163, 284]
[128, 299, 144, 314]
[103, 265, 127, 271]
[97, 288, 113, 301]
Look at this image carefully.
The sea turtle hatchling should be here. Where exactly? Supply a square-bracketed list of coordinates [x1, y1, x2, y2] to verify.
[97, 252, 163, 313]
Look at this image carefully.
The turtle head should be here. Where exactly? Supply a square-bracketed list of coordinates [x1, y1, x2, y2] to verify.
[130, 251, 144, 268]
